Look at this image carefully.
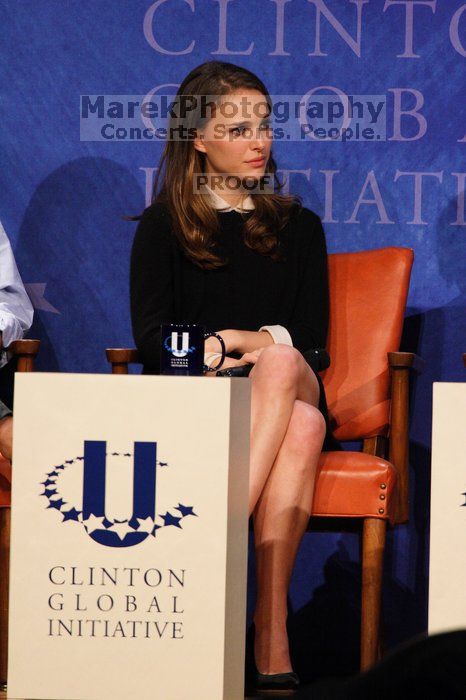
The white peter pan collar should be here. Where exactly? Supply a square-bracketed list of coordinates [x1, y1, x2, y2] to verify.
[204, 182, 255, 213]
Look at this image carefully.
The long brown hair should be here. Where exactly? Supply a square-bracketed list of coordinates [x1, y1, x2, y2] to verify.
[150, 61, 302, 269]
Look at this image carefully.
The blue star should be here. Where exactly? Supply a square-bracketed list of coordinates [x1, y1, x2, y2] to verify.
[152, 524, 162, 536]
[159, 461, 168, 467]
[124, 453, 131, 457]
[47, 498, 66, 510]
[175, 503, 197, 517]
[160, 512, 182, 528]
[111, 452, 120, 456]
[65, 460, 74, 464]
[48, 471, 58, 477]
[55, 465, 66, 470]
[62, 508, 81, 522]
[41, 488, 57, 498]
[76, 456, 84, 461]
[41, 479, 56, 487]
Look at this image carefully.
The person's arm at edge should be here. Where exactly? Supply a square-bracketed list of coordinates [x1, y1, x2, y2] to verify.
[0, 220, 34, 354]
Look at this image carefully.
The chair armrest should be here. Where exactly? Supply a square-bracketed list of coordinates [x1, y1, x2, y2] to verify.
[6, 339, 41, 372]
[105, 348, 140, 374]
[388, 351, 424, 373]
[387, 352, 425, 373]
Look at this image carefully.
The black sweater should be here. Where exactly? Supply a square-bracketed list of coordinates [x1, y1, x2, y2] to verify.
[130, 201, 330, 375]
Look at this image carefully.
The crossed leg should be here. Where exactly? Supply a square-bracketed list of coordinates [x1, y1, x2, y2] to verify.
[247, 344, 326, 674]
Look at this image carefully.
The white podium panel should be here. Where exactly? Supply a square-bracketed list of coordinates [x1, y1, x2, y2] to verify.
[429, 382, 466, 634]
[7, 373, 251, 700]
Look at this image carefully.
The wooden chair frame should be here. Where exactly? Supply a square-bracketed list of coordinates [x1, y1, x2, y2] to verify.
[359, 351, 422, 668]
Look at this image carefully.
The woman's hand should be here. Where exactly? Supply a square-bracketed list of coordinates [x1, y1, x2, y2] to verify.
[239, 348, 265, 364]
[203, 355, 247, 377]
[203, 348, 266, 377]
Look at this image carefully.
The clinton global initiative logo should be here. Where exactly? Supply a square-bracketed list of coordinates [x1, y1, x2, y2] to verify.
[40, 440, 197, 548]
[163, 331, 196, 358]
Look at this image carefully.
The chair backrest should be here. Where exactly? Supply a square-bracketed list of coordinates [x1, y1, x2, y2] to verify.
[321, 247, 413, 441]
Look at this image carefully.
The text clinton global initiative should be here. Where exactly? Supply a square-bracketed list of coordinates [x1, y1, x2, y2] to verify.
[47, 565, 186, 639]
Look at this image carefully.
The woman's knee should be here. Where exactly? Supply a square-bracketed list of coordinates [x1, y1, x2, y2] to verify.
[253, 344, 303, 388]
[286, 400, 326, 450]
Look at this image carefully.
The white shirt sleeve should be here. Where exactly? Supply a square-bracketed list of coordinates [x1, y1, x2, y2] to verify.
[0, 220, 34, 364]
[258, 325, 293, 346]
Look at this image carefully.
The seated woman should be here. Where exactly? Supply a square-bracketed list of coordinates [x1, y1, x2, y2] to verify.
[130, 60, 337, 695]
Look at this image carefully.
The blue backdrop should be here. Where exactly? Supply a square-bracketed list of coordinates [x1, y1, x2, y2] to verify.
[2, 0, 465, 679]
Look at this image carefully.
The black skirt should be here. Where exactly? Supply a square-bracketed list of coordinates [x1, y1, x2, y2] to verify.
[313, 369, 341, 452]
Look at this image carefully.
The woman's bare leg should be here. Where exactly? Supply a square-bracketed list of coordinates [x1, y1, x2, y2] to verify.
[248, 344, 321, 514]
[247, 344, 326, 674]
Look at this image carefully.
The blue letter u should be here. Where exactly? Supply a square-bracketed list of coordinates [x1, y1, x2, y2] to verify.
[82, 440, 157, 548]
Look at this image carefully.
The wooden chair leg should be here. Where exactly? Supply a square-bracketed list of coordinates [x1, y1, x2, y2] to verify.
[360, 517, 386, 671]
[0, 508, 10, 684]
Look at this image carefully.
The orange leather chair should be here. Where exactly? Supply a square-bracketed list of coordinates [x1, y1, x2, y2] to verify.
[311, 247, 418, 669]
[0, 340, 40, 685]
[106, 247, 418, 671]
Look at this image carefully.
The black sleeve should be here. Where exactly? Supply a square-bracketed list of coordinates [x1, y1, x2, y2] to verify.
[286, 209, 330, 352]
[130, 205, 176, 373]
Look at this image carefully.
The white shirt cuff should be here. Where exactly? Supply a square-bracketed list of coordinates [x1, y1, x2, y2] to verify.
[258, 325, 293, 346]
